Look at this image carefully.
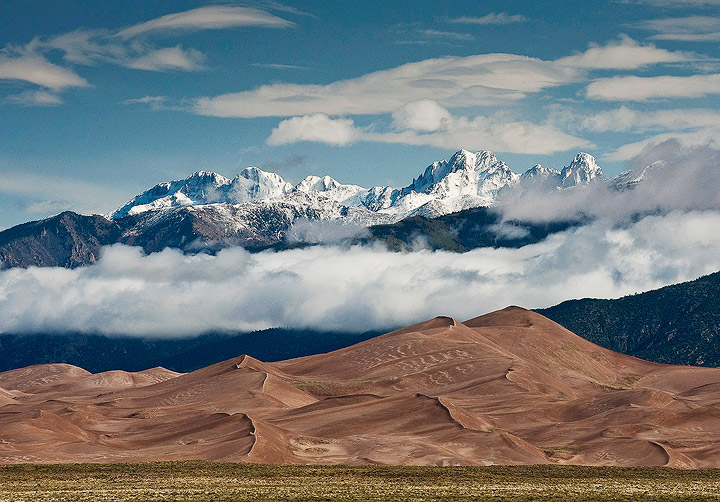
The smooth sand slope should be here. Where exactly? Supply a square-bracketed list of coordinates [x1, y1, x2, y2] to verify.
[1, 307, 719, 467]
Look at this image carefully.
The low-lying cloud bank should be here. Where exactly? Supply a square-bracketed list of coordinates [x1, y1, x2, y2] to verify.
[497, 142, 720, 223]
[1, 208, 720, 336]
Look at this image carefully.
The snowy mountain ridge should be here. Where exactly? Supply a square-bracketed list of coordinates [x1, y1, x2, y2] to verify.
[109, 149, 605, 222]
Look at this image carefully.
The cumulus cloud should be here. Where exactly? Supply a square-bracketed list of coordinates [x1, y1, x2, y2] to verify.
[267, 114, 358, 146]
[587, 73, 720, 100]
[449, 13, 529, 25]
[635, 16, 720, 42]
[1, 209, 719, 336]
[392, 100, 452, 132]
[269, 108, 591, 155]
[115, 6, 295, 39]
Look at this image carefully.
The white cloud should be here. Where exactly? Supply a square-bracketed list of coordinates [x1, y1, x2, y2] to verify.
[3, 90, 63, 107]
[558, 105, 720, 133]
[0, 52, 88, 90]
[419, 30, 473, 41]
[605, 130, 720, 160]
[115, 6, 294, 39]
[635, 16, 720, 41]
[251, 63, 308, 70]
[269, 108, 591, 155]
[556, 35, 691, 69]
[1, 209, 719, 335]
[363, 115, 591, 155]
[193, 38, 691, 118]
[194, 53, 575, 118]
[267, 114, 358, 146]
[499, 142, 720, 216]
[126, 46, 205, 72]
[449, 13, 529, 25]
[391, 100, 452, 131]
[587, 73, 720, 100]
[121, 95, 168, 109]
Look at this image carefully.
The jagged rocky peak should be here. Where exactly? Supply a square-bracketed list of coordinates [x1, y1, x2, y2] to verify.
[295, 174, 343, 192]
[522, 164, 561, 179]
[229, 167, 293, 202]
[407, 149, 517, 199]
[560, 153, 603, 188]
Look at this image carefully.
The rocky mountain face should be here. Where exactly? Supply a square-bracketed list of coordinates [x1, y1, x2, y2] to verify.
[0, 212, 122, 268]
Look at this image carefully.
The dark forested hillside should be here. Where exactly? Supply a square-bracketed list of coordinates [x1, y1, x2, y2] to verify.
[0, 328, 384, 373]
[537, 271, 720, 367]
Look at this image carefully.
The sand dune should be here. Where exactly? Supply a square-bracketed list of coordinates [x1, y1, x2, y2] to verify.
[1, 307, 719, 467]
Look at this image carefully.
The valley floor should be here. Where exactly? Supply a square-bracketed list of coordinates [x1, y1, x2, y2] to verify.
[0, 462, 719, 501]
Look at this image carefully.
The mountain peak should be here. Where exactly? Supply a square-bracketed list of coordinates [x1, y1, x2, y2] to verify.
[560, 152, 603, 188]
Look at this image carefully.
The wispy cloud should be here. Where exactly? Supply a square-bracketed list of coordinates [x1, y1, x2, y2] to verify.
[586, 73, 720, 100]
[3, 90, 63, 107]
[580, 105, 720, 132]
[0, 50, 89, 90]
[115, 6, 295, 39]
[419, 29, 473, 41]
[193, 37, 692, 118]
[125, 46, 205, 71]
[0, 5, 297, 105]
[251, 63, 308, 70]
[634, 16, 720, 41]
[555, 35, 690, 69]
[449, 13, 529, 25]
[121, 95, 168, 110]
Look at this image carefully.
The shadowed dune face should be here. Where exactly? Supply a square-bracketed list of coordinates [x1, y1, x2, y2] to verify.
[1, 307, 720, 467]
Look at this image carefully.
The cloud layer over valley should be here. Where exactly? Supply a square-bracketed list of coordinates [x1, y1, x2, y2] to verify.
[0, 208, 719, 337]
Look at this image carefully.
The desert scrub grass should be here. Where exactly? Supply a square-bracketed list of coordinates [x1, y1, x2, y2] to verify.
[1, 462, 720, 501]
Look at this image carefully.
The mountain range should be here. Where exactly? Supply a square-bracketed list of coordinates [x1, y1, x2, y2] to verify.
[1, 307, 719, 467]
[0, 149, 653, 269]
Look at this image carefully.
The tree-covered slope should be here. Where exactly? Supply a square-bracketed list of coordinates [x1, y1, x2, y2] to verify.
[537, 271, 720, 367]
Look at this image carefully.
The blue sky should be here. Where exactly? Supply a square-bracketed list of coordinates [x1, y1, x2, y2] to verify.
[1, 0, 719, 228]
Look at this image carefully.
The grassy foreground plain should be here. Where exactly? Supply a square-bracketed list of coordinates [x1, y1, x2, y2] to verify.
[1, 462, 719, 501]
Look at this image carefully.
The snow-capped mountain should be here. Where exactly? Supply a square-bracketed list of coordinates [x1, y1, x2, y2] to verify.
[105, 149, 611, 252]
[608, 161, 665, 191]
[111, 168, 293, 218]
[559, 153, 603, 188]
[109, 149, 553, 223]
